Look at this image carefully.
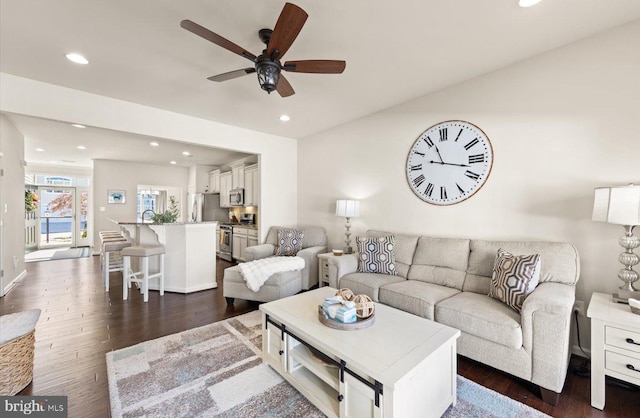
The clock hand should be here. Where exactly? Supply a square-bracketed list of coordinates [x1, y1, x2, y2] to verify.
[427, 161, 470, 167]
[434, 145, 445, 163]
[442, 162, 470, 167]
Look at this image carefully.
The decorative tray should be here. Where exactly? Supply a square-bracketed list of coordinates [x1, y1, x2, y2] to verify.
[317, 305, 375, 330]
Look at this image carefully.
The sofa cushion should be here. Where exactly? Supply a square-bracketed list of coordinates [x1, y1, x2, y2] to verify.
[274, 228, 304, 256]
[356, 235, 397, 275]
[378, 281, 460, 320]
[435, 292, 523, 349]
[339, 273, 404, 302]
[407, 237, 469, 290]
[467, 240, 579, 285]
[366, 231, 418, 278]
[489, 249, 541, 312]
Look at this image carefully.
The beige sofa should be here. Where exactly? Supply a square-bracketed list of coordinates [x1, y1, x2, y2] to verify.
[223, 226, 327, 304]
[328, 230, 580, 405]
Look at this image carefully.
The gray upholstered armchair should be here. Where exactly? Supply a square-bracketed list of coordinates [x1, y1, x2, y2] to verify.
[243, 225, 328, 290]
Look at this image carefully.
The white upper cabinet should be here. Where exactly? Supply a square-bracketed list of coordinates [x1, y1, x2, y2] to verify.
[230, 162, 245, 189]
[244, 164, 259, 206]
[208, 169, 221, 193]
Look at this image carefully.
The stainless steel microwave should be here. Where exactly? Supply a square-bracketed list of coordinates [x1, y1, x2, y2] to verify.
[229, 188, 244, 206]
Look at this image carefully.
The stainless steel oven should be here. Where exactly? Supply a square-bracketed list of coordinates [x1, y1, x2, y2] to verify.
[219, 224, 233, 261]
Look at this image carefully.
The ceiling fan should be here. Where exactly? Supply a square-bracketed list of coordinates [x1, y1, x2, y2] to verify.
[180, 2, 346, 97]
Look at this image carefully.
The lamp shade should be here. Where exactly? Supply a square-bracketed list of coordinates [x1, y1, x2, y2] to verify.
[336, 200, 360, 218]
[592, 185, 640, 226]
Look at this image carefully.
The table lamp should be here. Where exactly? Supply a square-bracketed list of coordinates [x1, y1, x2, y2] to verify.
[336, 200, 360, 254]
[592, 184, 640, 301]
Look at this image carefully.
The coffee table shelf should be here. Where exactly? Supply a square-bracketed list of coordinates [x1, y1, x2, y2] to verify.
[289, 344, 340, 390]
[289, 366, 340, 417]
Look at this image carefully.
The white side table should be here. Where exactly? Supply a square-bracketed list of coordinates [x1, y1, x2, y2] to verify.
[317, 253, 336, 287]
[587, 292, 640, 410]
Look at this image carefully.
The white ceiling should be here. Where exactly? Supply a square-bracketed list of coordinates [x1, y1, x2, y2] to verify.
[2, 0, 640, 167]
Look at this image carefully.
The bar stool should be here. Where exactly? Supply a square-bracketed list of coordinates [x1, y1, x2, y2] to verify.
[122, 245, 165, 303]
[102, 239, 131, 292]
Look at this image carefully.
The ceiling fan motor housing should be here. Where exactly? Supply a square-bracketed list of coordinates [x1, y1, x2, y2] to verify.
[256, 55, 281, 93]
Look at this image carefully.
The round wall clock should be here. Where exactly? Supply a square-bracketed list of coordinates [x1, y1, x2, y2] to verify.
[406, 120, 493, 205]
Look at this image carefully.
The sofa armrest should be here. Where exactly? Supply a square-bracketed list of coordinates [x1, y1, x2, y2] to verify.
[296, 246, 327, 289]
[328, 254, 358, 288]
[521, 282, 575, 392]
[244, 244, 275, 262]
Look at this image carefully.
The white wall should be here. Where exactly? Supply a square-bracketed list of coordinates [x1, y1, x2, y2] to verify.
[93, 159, 189, 248]
[0, 74, 298, 241]
[0, 114, 27, 295]
[298, 21, 640, 351]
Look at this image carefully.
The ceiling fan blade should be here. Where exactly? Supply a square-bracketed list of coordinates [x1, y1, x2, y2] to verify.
[180, 20, 256, 62]
[277, 74, 295, 97]
[267, 3, 308, 59]
[207, 68, 256, 82]
[283, 60, 346, 74]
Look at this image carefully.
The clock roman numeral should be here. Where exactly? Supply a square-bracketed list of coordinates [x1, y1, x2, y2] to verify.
[465, 170, 480, 181]
[423, 136, 434, 148]
[456, 183, 465, 195]
[414, 151, 425, 157]
[455, 129, 463, 142]
[468, 154, 485, 164]
[409, 164, 422, 171]
[440, 186, 447, 200]
[425, 182, 434, 197]
[439, 128, 447, 142]
[413, 174, 426, 188]
[464, 138, 479, 150]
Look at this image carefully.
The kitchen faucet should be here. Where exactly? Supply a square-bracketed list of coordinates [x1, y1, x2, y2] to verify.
[142, 209, 156, 223]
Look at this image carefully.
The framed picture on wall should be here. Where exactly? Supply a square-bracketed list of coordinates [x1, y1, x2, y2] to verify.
[108, 189, 126, 204]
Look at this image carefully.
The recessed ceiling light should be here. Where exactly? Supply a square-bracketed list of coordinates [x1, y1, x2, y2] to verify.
[77, 145, 87, 150]
[280, 115, 290, 122]
[71, 123, 86, 128]
[182, 151, 191, 156]
[518, 0, 542, 7]
[150, 142, 160, 147]
[35, 148, 45, 152]
[65, 53, 89, 65]
[170, 161, 177, 165]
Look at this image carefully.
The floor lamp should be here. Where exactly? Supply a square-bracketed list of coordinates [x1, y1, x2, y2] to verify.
[336, 200, 360, 254]
[592, 184, 640, 301]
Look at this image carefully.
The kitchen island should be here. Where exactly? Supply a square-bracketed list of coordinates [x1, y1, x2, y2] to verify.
[111, 220, 217, 293]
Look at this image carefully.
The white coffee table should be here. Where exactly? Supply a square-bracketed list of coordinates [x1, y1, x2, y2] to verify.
[259, 287, 460, 418]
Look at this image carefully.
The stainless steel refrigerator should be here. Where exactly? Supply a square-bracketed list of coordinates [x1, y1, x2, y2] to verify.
[192, 193, 228, 222]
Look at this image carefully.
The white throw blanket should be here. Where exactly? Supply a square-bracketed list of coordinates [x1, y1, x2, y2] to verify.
[239, 256, 305, 292]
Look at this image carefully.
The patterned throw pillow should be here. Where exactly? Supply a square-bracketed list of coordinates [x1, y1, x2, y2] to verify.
[274, 229, 305, 256]
[489, 248, 541, 313]
[356, 235, 397, 275]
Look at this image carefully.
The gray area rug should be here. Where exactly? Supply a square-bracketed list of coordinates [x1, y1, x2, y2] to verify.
[106, 310, 550, 418]
[25, 247, 92, 262]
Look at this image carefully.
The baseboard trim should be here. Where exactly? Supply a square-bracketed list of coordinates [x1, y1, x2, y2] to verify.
[571, 344, 591, 358]
[2, 269, 27, 297]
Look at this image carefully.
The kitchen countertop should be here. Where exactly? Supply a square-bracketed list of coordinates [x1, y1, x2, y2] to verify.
[109, 218, 219, 226]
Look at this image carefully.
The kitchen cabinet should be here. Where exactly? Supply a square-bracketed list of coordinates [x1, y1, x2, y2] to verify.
[244, 164, 259, 206]
[233, 227, 258, 261]
[208, 169, 221, 193]
[219, 172, 232, 207]
[247, 228, 259, 248]
[230, 162, 245, 189]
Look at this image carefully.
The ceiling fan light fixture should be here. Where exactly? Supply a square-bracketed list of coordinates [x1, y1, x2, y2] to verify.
[256, 58, 281, 94]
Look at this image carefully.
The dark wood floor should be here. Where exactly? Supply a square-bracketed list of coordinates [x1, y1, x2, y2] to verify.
[1, 255, 638, 417]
